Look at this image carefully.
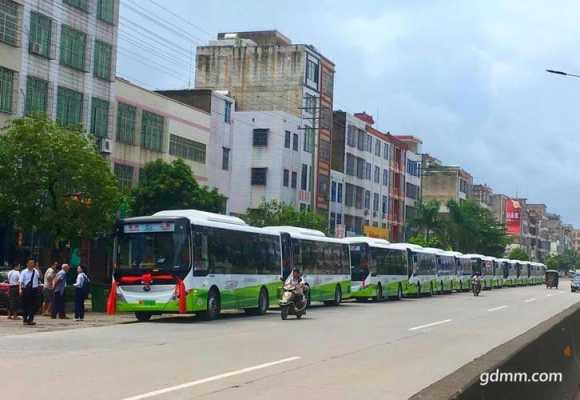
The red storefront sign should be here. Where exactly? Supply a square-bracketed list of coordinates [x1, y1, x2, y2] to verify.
[505, 199, 521, 235]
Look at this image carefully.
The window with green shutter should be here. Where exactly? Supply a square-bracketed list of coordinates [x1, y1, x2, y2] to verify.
[97, 0, 115, 24]
[63, 0, 88, 12]
[0, 0, 18, 46]
[141, 111, 164, 152]
[0, 67, 14, 113]
[29, 12, 51, 58]
[25, 76, 49, 116]
[169, 134, 206, 163]
[114, 163, 134, 191]
[56, 86, 83, 128]
[93, 40, 112, 80]
[116, 102, 136, 144]
[91, 97, 109, 138]
[60, 25, 86, 71]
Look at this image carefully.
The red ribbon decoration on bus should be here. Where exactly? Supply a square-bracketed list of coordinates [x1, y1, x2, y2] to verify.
[176, 279, 187, 314]
[106, 280, 117, 315]
[107, 274, 186, 314]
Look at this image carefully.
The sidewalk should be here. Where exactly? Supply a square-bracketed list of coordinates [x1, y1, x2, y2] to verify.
[0, 311, 134, 336]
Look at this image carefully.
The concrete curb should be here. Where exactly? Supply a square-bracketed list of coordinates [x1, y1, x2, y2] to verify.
[410, 302, 580, 400]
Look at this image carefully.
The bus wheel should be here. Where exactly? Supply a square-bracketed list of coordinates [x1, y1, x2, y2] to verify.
[135, 312, 152, 322]
[202, 289, 221, 321]
[245, 287, 269, 316]
[375, 284, 383, 302]
[332, 285, 342, 305]
[417, 283, 421, 297]
[396, 285, 403, 300]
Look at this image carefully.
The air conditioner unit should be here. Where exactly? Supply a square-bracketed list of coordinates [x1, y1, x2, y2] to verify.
[30, 43, 41, 54]
[99, 138, 112, 154]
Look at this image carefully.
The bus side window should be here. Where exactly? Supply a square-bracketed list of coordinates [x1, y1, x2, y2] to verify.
[193, 231, 209, 276]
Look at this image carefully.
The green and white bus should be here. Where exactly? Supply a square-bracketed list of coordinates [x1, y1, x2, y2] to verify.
[345, 237, 408, 301]
[492, 258, 505, 288]
[504, 259, 519, 287]
[456, 253, 474, 291]
[462, 254, 494, 290]
[389, 243, 438, 296]
[530, 262, 545, 285]
[112, 210, 282, 321]
[423, 248, 456, 293]
[263, 226, 351, 305]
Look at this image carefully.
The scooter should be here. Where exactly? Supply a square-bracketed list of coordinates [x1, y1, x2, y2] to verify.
[280, 285, 307, 320]
[472, 277, 482, 296]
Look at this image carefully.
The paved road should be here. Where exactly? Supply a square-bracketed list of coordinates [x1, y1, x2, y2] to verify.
[1, 282, 578, 400]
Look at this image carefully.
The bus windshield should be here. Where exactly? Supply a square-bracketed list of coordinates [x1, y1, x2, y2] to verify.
[116, 221, 190, 272]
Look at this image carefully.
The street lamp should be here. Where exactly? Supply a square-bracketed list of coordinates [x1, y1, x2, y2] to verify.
[546, 69, 580, 78]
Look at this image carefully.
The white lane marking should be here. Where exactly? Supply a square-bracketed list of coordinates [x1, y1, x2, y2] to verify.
[524, 298, 536, 303]
[120, 357, 301, 400]
[409, 319, 452, 331]
[488, 305, 508, 312]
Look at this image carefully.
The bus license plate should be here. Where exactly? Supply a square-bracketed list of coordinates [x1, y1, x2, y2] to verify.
[139, 300, 156, 306]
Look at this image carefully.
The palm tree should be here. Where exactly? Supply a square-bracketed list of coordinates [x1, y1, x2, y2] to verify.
[410, 200, 442, 241]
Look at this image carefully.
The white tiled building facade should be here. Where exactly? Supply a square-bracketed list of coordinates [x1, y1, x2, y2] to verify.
[0, 0, 118, 147]
[228, 111, 313, 215]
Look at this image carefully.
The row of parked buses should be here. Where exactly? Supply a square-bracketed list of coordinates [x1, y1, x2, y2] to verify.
[109, 210, 546, 321]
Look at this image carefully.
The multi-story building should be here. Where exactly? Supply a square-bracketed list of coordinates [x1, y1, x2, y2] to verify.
[194, 30, 335, 213]
[111, 78, 213, 195]
[154, 88, 235, 207]
[573, 229, 580, 252]
[329, 111, 417, 241]
[226, 110, 312, 215]
[421, 158, 473, 213]
[471, 184, 493, 210]
[0, 0, 118, 150]
[395, 135, 422, 226]
[490, 193, 508, 224]
[527, 203, 550, 261]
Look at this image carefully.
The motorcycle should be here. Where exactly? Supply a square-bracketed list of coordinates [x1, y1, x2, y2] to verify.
[472, 277, 482, 296]
[280, 284, 307, 320]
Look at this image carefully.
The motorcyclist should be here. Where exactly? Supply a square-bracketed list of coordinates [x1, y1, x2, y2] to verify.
[284, 268, 307, 304]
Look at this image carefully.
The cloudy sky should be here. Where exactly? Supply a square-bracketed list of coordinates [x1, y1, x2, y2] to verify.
[118, 0, 580, 225]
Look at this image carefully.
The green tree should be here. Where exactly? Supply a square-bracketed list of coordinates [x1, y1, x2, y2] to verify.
[508, 247, 529, 261]
[130, 159, 226, 216]
[0, 116, 121, 246]
[444, 199, 511, 256]
[408, 200, 442, 241]
[408, 234, 446, 249]
[243, 200, 328, 233]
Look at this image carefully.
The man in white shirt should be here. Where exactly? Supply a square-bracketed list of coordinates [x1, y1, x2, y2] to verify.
[19, 258, 42, 325]
[6, 264, 20, 320]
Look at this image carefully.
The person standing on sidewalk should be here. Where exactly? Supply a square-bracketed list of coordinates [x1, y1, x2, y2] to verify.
[73, 266, 89, 321]
[19, 259, 41, 326]
[41, 261, 58, 316]
[52, 264, 70, 319]
[7, 264, 21, 320]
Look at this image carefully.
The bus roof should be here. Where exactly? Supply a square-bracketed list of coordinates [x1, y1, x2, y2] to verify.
[262, 226, 327, 238]
[262, 226, 344, 244]
[461, 253, 485, 259]
[139, 210, 279, 237]
[343, 237, 391, 247]
[154, 209, 247, 226]
[387, 243, 424, 251]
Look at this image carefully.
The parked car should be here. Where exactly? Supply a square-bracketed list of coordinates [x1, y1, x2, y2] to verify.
[0, 274, 9, 312]
[571, 270, 580, 293]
